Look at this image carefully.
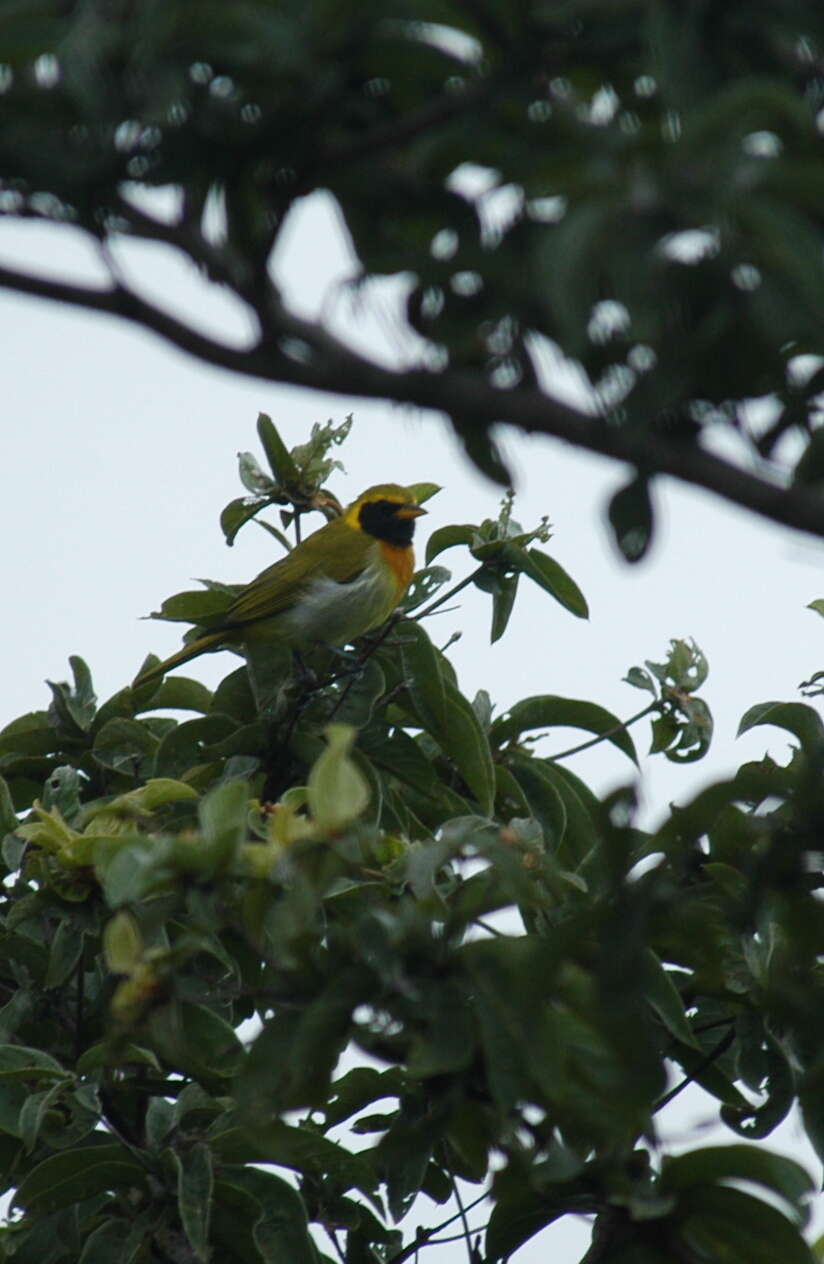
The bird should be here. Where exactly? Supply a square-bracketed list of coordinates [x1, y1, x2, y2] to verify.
[133, 483, 427, 688]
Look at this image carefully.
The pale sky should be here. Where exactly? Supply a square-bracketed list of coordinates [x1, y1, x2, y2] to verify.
[2, 192, 823, 1257]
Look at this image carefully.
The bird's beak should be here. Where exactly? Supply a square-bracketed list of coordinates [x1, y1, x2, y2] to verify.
[396, 505, 428, 520]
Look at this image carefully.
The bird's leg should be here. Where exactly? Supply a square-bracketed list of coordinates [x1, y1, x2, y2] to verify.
[290, 649, 318, 692]
[326, 644, 361, 668]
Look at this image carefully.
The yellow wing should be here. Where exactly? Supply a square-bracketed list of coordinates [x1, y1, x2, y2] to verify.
[219, 518, 371, 629]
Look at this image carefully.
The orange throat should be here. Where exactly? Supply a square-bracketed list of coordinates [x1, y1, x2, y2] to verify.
[380, 542, 416, 598]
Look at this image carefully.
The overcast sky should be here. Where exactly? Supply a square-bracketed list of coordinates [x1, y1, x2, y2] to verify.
[2, 191, 823, 1256]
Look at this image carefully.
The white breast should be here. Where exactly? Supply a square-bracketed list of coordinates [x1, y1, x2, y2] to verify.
[282, 549, 398, 646]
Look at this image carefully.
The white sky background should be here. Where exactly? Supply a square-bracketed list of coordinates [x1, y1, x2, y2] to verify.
[2, 191, 824, 1257]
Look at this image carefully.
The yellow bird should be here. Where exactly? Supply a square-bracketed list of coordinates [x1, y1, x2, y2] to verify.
[134, 484, 427, 688]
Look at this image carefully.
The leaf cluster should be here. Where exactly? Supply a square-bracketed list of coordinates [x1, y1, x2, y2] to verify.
[0, 423, 822, 1261]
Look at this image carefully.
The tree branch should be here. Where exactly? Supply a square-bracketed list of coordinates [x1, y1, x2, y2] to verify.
[318, 75, 494, 169]
[0, 261, 263, 377]
[3, 256, 824, 542]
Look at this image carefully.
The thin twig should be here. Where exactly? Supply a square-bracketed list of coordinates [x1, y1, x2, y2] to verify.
[653, 1027, 736, 1113]
[326, 614, 406, 719]
[450, 1174, 475, 1264]
[474, 918, 506, 937]
[417, 1227, 488, 1248]
[546, 703, 658, 763]
[414, 570, 483, 621]
[389, 1193, 489, 1264]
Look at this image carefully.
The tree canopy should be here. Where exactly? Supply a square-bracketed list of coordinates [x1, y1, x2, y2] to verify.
[3, 2, 824, 551]
[0, 415, 822, 1262]
[4, 4, 824, 1263]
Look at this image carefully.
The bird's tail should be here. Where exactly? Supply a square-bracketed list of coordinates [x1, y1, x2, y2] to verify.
[132, 629, 226, 690]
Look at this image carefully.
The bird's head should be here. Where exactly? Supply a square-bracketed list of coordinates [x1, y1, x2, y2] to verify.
[345, 484, 427, 547]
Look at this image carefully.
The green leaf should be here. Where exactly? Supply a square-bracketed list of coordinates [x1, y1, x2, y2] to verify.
[361, 728, 437, 797]
[258, 412, 299, 485]
[507, 755, 567, 850]
[42, 764, 83, 822]
[220, 494, 269, 547]
[0, 1045, 67, 1081]
[407, 977, 477, 1078]
[254, 516, 295, 553]
[18, 1080, 66, 1153]
[516, 547, 589, 617]
[238, 450, 275, 494]
[102, 777, 200, 815]
[153, 713, 237, 779]
[14, 1141, 146, 1211]
[437, 685, 496, 815]
[647, 638, 709, 691]
[330, 659, 386, 729]
[237, 981, 357, 1113]
[324, 1067, 405, 1129]
[486, 1181, 591, 1262]
[668, 1040, 753, 1111]
[174, 1142, 213, 1261]
[0, 712, 56, 757]
[68, 655, 96, 723]
[103, 910, 143, 975]
[738, 701, 824, 752]
[147, 1003, 244, 1080]
[406, 481, 441, 506]
[624, 666, 656, 694]
[150, 589, 234, 624]
[307, 725, 371, 832]
[373, 1108, 439, 1221]
[46, 656, 97, 734]
[0, 775, 18, 836]
[92, 718, 158, 776]
[212, 1119, 377, 1201]
[461, 937, 560, 1111]
[398, 620, 449, 731]
[78, 1220, 145, 1264]
[688, 1142, 810, 1225]
[491, 695, 638, 765]
[215, 1167, 318, 1264]
[197, 777, 249, 871]
[608, 474, 654, 562]
[808, 599, 824, 619]
[665, 695, 714, 764]
[650, 713, 680, 754]
[642, 950, 701, 1049]
[0, 990, 34, 1045]
[425, 523, 477, 564]
[675, 1183, 815, 1264]
[289, 415, 351, 484]
[211, 668, 256, 722]
[536, 761, 600, 870]
[721, 1028, 794, 1140]
[44, 918, 85, 989]
[134, 675, 213, 714]
[401, 565, 452, 615]
[490, 573, 519, 643]
[97, 837, 163, 906]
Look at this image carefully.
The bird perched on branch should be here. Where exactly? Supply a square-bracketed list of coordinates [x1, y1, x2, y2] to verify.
[133, 484, 427, 688]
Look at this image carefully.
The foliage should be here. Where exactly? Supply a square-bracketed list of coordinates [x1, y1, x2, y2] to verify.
[0, 419, 821, 1262]
[3, 3, 824, 541]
